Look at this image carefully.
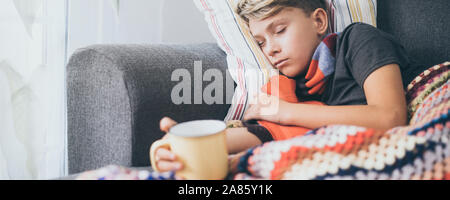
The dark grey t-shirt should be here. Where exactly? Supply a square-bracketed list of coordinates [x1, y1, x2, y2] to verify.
[247, 23, 426, 142]
[295, 23, 425, 106]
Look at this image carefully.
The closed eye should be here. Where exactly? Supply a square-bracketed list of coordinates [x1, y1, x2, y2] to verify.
[257, 41, 265, 47]
[276, 27, 286, 34]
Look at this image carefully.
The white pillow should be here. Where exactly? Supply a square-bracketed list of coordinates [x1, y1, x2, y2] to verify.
[193, 0, 377, 121]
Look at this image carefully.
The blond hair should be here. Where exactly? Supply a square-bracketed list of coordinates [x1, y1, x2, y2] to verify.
[235, 0, 327, 24]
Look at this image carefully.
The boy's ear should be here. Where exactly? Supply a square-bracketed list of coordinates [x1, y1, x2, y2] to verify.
[311, 8, 329, 36]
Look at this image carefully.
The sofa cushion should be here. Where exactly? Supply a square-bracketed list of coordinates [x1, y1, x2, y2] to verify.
[377, 0, 450, 68]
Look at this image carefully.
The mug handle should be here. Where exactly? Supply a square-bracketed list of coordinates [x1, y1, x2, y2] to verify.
[149, 139, 171, 172]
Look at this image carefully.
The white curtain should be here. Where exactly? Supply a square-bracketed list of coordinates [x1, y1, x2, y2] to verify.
[0, 0, 67, 180]
[0, 0, 215, 179]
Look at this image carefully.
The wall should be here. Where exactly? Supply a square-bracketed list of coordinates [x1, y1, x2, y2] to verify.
[161, 0, 215, 44]
[68, 0, 215, 58]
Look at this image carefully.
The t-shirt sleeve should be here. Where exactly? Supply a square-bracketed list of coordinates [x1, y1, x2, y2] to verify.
[242, 121, 274, 143]
[342, 23, 410, 88]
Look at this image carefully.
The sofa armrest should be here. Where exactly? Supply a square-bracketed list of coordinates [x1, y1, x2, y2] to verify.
[67, 43, 232, 174]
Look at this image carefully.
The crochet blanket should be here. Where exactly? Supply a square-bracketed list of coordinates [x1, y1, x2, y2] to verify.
[77, 62, 449, 180]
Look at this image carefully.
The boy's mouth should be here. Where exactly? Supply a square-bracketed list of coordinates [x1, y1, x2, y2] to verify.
[274, 59, 289, 69]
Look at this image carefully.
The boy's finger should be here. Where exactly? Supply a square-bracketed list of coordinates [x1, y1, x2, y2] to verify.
[243, 112, 258, 122]
[157, 160, 183, 172]
[258, 93, 271, 105]
[156, 148, 176, 161]
[160, 117, 178, 133]
[242, 107, 253, 121]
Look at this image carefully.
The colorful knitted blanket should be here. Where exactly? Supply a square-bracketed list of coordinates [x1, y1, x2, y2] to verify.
[232, 62, 450, 180]
[77, 62, 449, 180]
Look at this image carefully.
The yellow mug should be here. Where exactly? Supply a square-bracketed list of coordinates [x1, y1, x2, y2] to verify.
[150, 120, 229, 180]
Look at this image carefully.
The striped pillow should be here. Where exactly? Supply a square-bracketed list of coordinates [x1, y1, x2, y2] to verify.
[193, 0, 377, 122]
[329, 0, 377, 32]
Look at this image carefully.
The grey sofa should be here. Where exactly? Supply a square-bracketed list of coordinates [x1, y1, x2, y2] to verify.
[67, 0, 449, 175]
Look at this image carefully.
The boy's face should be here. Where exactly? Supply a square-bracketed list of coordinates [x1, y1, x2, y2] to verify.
[249, 7, 325, 78]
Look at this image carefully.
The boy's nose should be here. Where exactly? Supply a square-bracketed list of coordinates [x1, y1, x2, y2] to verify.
[266, 41, 281, 58]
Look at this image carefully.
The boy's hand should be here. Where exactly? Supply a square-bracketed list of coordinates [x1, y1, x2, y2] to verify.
[243, 93, 290, 125]
[154, 117, 184, 172]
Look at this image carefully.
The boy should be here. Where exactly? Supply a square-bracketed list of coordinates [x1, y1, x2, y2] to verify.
[153, 0, 423, 172]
